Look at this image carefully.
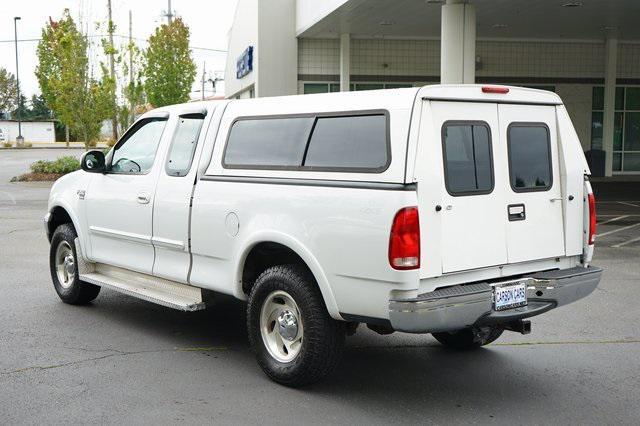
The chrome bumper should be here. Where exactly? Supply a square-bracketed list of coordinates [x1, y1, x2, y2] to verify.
[389, 266, 602, 333]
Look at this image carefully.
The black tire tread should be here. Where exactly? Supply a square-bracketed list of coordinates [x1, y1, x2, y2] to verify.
[49, 224, 101, 305]
[247, 264, 345, 387]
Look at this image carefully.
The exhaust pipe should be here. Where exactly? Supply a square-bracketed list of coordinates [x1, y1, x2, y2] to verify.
[503, 319, 531, 335]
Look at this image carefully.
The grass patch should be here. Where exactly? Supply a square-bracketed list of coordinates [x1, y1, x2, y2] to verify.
[11, 156, 80, 182]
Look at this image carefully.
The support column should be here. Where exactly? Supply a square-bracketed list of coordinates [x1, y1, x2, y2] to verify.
[340, 33, 350, 91]
[440, 0, 476, 84]
[603, 37, 618, 177]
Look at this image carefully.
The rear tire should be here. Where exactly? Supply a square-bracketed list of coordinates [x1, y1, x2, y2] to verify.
[432, 326, 503, 350]
[247, 264, 345, 387]
[49, 224, 100, 305]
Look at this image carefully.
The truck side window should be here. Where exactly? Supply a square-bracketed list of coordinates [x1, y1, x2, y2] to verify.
[166, 115, 205, 177]
[442, 122, 493, 195]
[223, 117, 314, 168]
[111, 118, 168, 174]
[507, 124, 552, 192]
[303, 114, 389, 171]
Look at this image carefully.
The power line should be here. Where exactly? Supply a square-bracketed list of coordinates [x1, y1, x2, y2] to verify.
[0, 35, 227, 53]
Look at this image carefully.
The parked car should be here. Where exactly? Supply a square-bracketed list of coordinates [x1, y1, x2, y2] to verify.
[45, 85, 601, 386]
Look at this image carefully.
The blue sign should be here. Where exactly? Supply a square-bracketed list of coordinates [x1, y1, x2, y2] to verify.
[236, 46, 254, 79]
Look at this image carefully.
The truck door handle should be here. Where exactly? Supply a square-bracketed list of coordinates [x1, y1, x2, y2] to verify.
[550, 198, 563, 202]
[137, 194, 150, 204]
[508, 204, 526, 221]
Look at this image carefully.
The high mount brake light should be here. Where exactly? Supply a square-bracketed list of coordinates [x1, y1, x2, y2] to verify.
[389, 207, 420, 270]
[482, 86, 510, 94]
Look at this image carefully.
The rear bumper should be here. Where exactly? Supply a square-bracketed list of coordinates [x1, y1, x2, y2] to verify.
[389, 266, 602, 333]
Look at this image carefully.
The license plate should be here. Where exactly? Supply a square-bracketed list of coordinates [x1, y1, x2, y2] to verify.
[493, 282, 528, 311]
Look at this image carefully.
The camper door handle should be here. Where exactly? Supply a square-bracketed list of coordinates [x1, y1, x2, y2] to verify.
[550, 198, 563, 202]
[508, 204, 526, 221]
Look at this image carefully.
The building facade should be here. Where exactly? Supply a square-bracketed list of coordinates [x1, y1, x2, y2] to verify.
[0, 120, 55, 143]
[224, 0, 640, 175]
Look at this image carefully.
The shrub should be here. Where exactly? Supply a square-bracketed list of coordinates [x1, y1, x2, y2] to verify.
[30, 156, 80, 175]
[2, 142, 12, 148]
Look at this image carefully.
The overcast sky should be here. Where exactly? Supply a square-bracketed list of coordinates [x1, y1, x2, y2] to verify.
[0, 0, 238, 100]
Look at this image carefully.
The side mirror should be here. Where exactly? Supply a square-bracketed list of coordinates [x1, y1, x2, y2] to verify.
[81, 150, 106, 173]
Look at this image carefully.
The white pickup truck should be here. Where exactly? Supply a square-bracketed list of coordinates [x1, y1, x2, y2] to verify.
[45, 85, 602, 386]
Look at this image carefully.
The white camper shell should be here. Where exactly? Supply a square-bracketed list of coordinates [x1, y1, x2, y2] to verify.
[45, 85, 601, 386]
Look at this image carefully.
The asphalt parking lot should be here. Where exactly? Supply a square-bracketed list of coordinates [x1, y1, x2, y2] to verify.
[1, 149, 639, 424]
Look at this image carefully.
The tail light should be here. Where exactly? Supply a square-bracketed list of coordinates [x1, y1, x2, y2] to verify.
[389, 207, 420, 270]
[588, 192, 596, 245]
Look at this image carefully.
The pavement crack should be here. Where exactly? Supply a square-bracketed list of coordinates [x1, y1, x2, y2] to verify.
[5, 228, 31, 235]
[1, 346, 227, 376]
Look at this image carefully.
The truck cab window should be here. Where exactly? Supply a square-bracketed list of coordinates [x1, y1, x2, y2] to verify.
[166, 115, 205, 176]
[442, 122, 493, 195]
[111, 118, 167, 174]
[507, 124, 552, 192]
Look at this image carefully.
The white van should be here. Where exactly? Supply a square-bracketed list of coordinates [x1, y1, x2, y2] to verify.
[45, 85, 601, 386]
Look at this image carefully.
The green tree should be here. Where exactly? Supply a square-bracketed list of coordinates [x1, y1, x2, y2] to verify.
[118, 37, 145, 133]
[29, 94, 53, 120]
[11, 93, 30, 119]
[0, 68, 18, 115]
[11, 94, 53, 121]
[36, 10, 114, 147]
[144, 18, 196, 107]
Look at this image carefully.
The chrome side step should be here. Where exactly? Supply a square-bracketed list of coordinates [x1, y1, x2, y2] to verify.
[79, 263, 205, 312]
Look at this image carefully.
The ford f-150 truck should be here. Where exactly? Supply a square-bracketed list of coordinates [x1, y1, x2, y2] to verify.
[45, 85, 602, 386]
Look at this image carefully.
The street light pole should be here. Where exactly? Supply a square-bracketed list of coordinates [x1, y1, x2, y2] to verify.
[13, 16, 24, 147]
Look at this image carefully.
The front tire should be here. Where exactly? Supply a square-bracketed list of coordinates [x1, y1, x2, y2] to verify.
[49, 224, 100, 305]
[432, 326, 503, 350]
[247, 264, 345, 387]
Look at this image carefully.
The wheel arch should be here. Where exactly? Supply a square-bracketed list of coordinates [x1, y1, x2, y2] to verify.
[47, 202, 88, 259]
[235, 232, 341, 319]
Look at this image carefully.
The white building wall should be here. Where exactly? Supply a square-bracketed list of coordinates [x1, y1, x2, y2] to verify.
[224, 0, 259, 99]
[555, 85, 593, 151]
[476, 41, 605, 78]
[298, 39, 624, 79]
[257, 0, 298, 98]
[225, 0, 297, 99]
[618, 43, 640, 78]
[296, 0, 349, 35]
[0, 121, 55, 143]
[298, 39, 640, 151]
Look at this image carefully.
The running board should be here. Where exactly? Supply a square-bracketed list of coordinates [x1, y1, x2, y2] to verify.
[79, 263, 205, 312]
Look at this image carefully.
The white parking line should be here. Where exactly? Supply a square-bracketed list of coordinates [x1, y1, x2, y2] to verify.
[597, 222, 640, 238]
[618, 201, 640, 208]
[612, 236, 640, 248]
[597, 215, 629, 226]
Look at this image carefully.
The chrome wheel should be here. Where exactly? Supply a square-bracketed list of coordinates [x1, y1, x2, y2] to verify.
[55, 240, 75, 289]
[260, 290, 304, 363]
